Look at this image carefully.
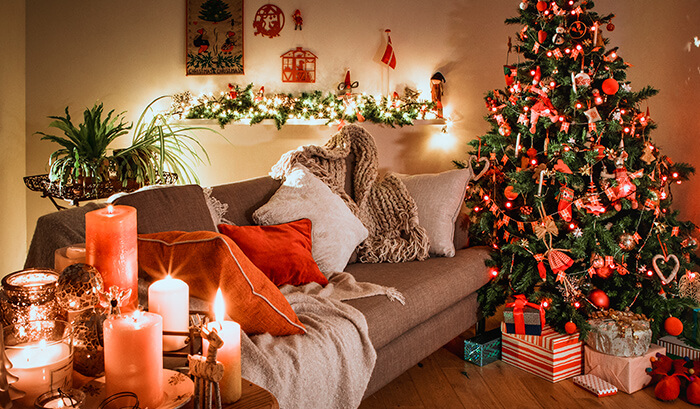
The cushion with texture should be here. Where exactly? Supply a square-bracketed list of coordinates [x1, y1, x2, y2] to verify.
[218, 219, 328, 287]
[138, 231, 306, 336]
[253, 164, 368, 275]
[396, 169, 473, 257]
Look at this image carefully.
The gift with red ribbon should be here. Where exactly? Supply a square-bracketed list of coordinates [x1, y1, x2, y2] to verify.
[503, 294, 546, 335]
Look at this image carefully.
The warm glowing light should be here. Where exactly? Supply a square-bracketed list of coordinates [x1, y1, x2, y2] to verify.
[214, 288, 225, 323]
[490, 269, 499, 278]
[107, 204, 114, 214]
[429, 129, 457, 151]
[564, 146, 570, 151]
[569, 222, 576, 230]
[661, 191, 667, 199]
[576, 44, 583, 51]
[623, 127, 630, 133]
[483, 195, 490, 202]
[523, 106, 530, 112]
[565, 48, 571, 54]
[549, 81, 556, 88]
[530, 70, 536, 76]
[688, 271, 697, 280]
[575, 102, 583, 109]
[505, 202, 513, 209]
[573, 301, 581, 308]
[530, 159, 538, 165]
[542, 300, 549, 308]
[662, 176, 668, 182]
[474, 206, 481, 212]
[672, 172, 679, 178]
[647, 270, 654, 277]
[547, 51, 553, 57]
[676, 180, 682, 185]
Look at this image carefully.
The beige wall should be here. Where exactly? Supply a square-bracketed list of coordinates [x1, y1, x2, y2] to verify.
[14, 0, 700, 267]
[0, 0, 26, 275]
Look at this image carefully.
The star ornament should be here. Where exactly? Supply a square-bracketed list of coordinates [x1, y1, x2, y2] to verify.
[654, 221, 668, 233]
[579, 164, 592, 176]
[572, 227, 583, 238]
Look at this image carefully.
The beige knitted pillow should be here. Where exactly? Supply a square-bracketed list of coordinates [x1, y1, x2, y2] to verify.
[253, 164, 368, 275]
[396, 168, 473, 257]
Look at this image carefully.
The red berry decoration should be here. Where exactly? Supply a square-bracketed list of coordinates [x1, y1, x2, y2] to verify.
[565, 321, 577, 334]
[536, 1, 548, 11]
[607, 22, 615, 31]
[664, 316, 684, 336]
[589, 289, 610, 309]
[602, 78, 619, 95]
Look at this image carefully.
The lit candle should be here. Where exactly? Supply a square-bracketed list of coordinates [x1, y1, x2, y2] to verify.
[203, 289, 241, 403]
[538, 171, 545, 196]
[85, 205, 138, 311]
[103, 311, 163, 408]
[514, 132, 521, 155]
[148, 275, 190, 351]
[5, 335, 72, 406]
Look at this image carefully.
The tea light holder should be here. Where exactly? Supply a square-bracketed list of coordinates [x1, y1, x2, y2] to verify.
[0, 269, 66, 326]
[34, 388, 85, 408]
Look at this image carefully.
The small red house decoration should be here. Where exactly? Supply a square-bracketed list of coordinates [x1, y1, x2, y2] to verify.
[281, 47, 317, 83]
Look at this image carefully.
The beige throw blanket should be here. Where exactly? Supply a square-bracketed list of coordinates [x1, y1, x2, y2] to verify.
[241, 290, 376, 409]
[270, 124, 430, 263]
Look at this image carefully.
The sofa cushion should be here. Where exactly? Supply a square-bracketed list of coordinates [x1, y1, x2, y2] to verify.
[211, 176, 282, 226]
[138, 231, 306, 336]
[112, 185, 216, 233]
[253, 164, 368, 275]
[217, 220, 328, 287]
[343, 246, 491, 350]
[396, 169, 472, 257]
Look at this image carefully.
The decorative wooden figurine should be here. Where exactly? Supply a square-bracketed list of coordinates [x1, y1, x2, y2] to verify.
[189, 324, 225, 409]
[430, 72, 446, 118]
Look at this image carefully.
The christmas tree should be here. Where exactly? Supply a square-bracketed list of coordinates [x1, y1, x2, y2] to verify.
[458, 0, 699, 339]
[198, 0, 232, 23]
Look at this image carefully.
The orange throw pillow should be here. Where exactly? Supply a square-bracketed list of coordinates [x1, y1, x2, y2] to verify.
[218, 220, 328, 287]
[138, 231, 306, 336]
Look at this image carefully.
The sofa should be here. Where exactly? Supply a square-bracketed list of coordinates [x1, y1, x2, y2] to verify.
[25, 174, 491, 404]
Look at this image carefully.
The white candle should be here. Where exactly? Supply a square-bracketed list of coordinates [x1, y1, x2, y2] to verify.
[514, 133, 521, 155]
[538, 171, 545, 196]
[148, 275, 190, 351]
[203, 289, 241, 404]
[104, 311, 163, 408]
[5, 341, 72, 406]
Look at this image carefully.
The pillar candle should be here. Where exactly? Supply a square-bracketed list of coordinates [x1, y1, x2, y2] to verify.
[103, 311, 163, 408]
[203, 289, 241, 403]
[5, 341, 72, 407]
[148, 276, 190, 351]
[86, 205, 138, 311]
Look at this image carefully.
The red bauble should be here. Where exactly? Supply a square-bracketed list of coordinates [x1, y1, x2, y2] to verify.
[593, 144, 606, 160]
[536, 1, 548, 11]
[589, 289, 610, 309]
[538, 30, 547, 44]
[602, 78, 619, 95]
[664, 317, 684, 336]
[565, 321, 577, 334]
[596, 266, 613, 279]
[607, 23, 615, 31]
[504, 186, 519, 200]
[526, 147, 538, 158]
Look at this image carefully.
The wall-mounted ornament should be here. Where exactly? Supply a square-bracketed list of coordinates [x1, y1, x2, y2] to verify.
[253, 4, 285, 38]
[337, 71, 359, 93]
[293, 10, 303, 30]
[281, 47, 317, 83]
[186, 0, 244, 75]
[430, 72, 446, 118]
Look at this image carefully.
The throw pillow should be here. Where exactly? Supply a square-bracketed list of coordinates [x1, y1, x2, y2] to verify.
[138, 231, 306, 336]
[218, 219, 329, 287]
[253, 164, 368, 275]
[396, 168, 473, 257]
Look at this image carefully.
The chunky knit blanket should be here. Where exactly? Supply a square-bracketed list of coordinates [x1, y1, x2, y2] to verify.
[270, 124, 430, 263]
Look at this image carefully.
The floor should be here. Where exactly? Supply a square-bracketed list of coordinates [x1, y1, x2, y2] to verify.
[359, 336, 695, 409]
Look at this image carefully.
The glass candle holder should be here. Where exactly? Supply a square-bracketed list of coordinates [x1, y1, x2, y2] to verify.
[0, 269, 66, 326]
[34, 388, 85, 408]
[4, 320, 73, 407]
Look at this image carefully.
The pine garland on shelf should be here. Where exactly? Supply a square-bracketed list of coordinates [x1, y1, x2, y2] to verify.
[173, 84, 438, 129]
[456, 0, 699, 339]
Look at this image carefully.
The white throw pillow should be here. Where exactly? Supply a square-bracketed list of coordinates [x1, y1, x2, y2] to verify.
[253, 165, 368, 275]
[396, 168, 473, 257]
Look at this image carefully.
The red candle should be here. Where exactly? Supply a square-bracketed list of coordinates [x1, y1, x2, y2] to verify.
[86, 205, 138, 311]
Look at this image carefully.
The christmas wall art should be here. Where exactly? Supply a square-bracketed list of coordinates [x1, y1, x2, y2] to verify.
[186, 0, 244, 75]
[281, 47, 316, 83]
[253, 4, 284, 38]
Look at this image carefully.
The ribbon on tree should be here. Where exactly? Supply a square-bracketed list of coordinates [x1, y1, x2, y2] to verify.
[534, 253, 547, 280]
[506, 294, 546, 335]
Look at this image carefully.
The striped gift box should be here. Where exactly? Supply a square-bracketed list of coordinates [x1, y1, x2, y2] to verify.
[657, 336, 700, 360]
[573, 374, 618, 397]
[501, 322, 583, 382]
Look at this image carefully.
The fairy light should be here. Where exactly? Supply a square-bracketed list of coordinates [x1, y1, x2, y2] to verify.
[542, 300, 549, 308]
[490, 268, 499, 278]
[573, 301, 581, 308]
[505, 201, 513, 209]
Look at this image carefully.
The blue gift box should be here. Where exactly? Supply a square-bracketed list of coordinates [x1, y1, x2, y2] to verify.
[464, 329, 501, 366]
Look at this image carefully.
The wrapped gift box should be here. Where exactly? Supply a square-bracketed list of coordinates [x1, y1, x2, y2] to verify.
[503, 295, 545, 336]
[585, 310, 652, 357]
[464, 329, 501, 367]
[573, 374, 618, 397]
[501, 323, 582, 382]
[657, 336, 700, 360]
[584, 343, 665, 394]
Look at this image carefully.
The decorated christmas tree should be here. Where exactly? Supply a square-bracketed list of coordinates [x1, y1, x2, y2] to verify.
[198, 0, 232, 23]
[458, 0, 699, 339]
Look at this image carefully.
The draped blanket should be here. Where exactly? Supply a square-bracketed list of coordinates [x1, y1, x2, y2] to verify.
[270, 124, 430, 263]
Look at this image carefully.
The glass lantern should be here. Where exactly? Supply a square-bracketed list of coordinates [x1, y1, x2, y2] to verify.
[0, 269, 66, 326]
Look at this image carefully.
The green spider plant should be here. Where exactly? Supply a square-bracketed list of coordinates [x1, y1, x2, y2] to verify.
[36, 103, 131, 184]
[111, 96, 215, 186]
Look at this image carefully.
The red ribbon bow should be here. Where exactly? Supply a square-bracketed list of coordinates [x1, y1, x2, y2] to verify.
[507, 295, 546, 335]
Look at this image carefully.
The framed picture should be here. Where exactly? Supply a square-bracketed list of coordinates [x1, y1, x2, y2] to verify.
[186, 0, 244, 75]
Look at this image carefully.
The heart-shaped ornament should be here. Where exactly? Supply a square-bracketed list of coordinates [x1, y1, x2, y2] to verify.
[652, 254, 680, 285]
[469, 156, 490, 181]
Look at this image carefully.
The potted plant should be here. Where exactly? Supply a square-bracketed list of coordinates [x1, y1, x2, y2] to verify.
[36, 96, 216, 200]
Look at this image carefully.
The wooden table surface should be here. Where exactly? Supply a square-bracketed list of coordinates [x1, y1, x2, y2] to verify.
[222, 379, 279, 409]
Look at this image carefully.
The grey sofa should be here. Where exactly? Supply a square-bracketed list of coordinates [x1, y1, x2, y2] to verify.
[25, 176, 491, 399]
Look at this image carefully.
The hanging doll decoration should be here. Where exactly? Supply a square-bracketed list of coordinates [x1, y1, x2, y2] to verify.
[601, 141, 639, 211]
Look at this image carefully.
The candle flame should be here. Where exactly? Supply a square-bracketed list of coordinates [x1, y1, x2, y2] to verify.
[107, 204, 115, 214]
[214, 288, 225, 323]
